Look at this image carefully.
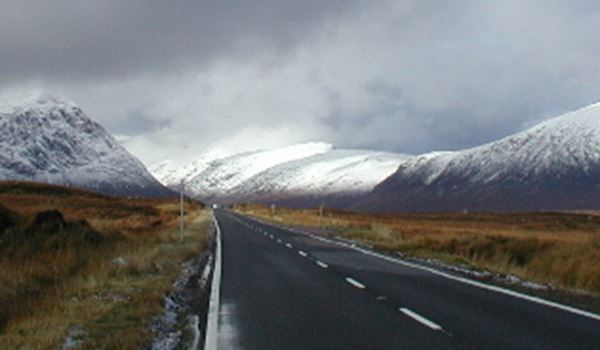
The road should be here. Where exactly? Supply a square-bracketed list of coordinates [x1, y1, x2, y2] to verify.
[210, 209, 600, 349]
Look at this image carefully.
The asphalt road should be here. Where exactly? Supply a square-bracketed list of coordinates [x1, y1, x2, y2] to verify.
[212, 210, 600, 350]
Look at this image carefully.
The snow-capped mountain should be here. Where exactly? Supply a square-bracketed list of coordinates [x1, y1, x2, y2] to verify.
[151, 151, 224, 190]
[152, 143, 408, 206]
[0, 93, 172, 197]
[184, 143, 333, 200]
[231, 150, 410, 207]
[358, 102, 600, 212]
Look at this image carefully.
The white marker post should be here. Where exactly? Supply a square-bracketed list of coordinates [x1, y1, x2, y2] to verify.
[319, 202, 324, 227]
[180, 180, 185, 242]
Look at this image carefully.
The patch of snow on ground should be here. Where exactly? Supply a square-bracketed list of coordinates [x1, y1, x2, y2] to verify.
[61, 326, 86, 350]
[149, 253, 212, 350]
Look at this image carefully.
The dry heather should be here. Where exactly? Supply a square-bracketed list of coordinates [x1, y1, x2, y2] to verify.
[0, 181, 209, 349]
[237, 204, 600, 295]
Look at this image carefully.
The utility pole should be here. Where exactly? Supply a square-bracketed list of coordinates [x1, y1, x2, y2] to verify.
[180, 180, 185, 242]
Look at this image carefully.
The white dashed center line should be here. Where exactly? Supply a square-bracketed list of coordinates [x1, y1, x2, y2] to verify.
[399, 308, 443, 331]
[316, 261, 328, 269]
[345, 277, 366, 289]
[286, 243, 292, 249]
[298, 250, 308, 257]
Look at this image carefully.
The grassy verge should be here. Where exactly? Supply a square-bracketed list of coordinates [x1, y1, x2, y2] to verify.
[0, 181, 209, 349]
[237, 204, 600, 295]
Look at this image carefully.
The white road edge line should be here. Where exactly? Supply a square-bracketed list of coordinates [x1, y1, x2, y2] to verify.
[205, 212, 223, 350]
[241, 213, 600, 322]
[400, 308, 443, 331]
[298, 250, 308, 257]
[345, 277, 366, 289]
[316, 261, 328, 269]
[188, 315, 200, 350]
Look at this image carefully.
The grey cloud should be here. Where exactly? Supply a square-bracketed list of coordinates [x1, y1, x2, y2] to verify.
[315, 0, 600, 153]
[108, 111, 171, 136]
[2, 0, 600, 164]
[0, 0, 362, 84]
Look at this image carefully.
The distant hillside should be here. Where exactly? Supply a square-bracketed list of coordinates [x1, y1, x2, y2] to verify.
[152, 143, 409, 207]
[357, 102, 600, 212]
[0, 180, 111, 199]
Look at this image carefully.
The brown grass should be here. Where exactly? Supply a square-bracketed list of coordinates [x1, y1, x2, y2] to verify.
[237, 204, 600, 295]
[0, 181, 209, 349]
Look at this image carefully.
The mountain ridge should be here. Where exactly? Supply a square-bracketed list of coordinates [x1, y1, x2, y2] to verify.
[357, 101, 600, 212]
[152, 143, 409, 206]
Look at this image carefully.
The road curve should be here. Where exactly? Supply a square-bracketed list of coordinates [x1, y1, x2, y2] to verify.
[212, 209, 600, 350]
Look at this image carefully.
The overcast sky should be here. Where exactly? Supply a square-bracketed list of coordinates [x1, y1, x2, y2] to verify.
[2, 0, 600, 164]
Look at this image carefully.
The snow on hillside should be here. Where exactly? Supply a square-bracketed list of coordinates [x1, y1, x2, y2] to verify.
[391, 151, 456, 186]
[0, 93, 172, 197]
[397, 102, 600, 186]
[234, 150, 410, 199]
[151, 151, 224, 188]
[184, 142, 333, 199]
[361, 101, 600, 212]
[151, 142, 409, 205]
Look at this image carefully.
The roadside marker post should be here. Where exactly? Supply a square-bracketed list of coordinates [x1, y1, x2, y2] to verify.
[319, 202, 324, 227]
[180, 180, 185, 242]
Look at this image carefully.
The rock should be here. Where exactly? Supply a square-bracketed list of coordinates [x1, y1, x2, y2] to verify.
[27, 210, 66, 235]
[0, 205, 16, 233]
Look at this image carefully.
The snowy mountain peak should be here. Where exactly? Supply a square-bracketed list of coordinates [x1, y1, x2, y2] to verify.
[0, 93, 172, 197]
[360, 101, 600, 212]
[0, 92, 79, 115]
[393, 102, 600, 188]
[461, 102, 600, 178]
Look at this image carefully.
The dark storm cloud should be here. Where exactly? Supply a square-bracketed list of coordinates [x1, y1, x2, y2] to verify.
[0, 0, 360, 83]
